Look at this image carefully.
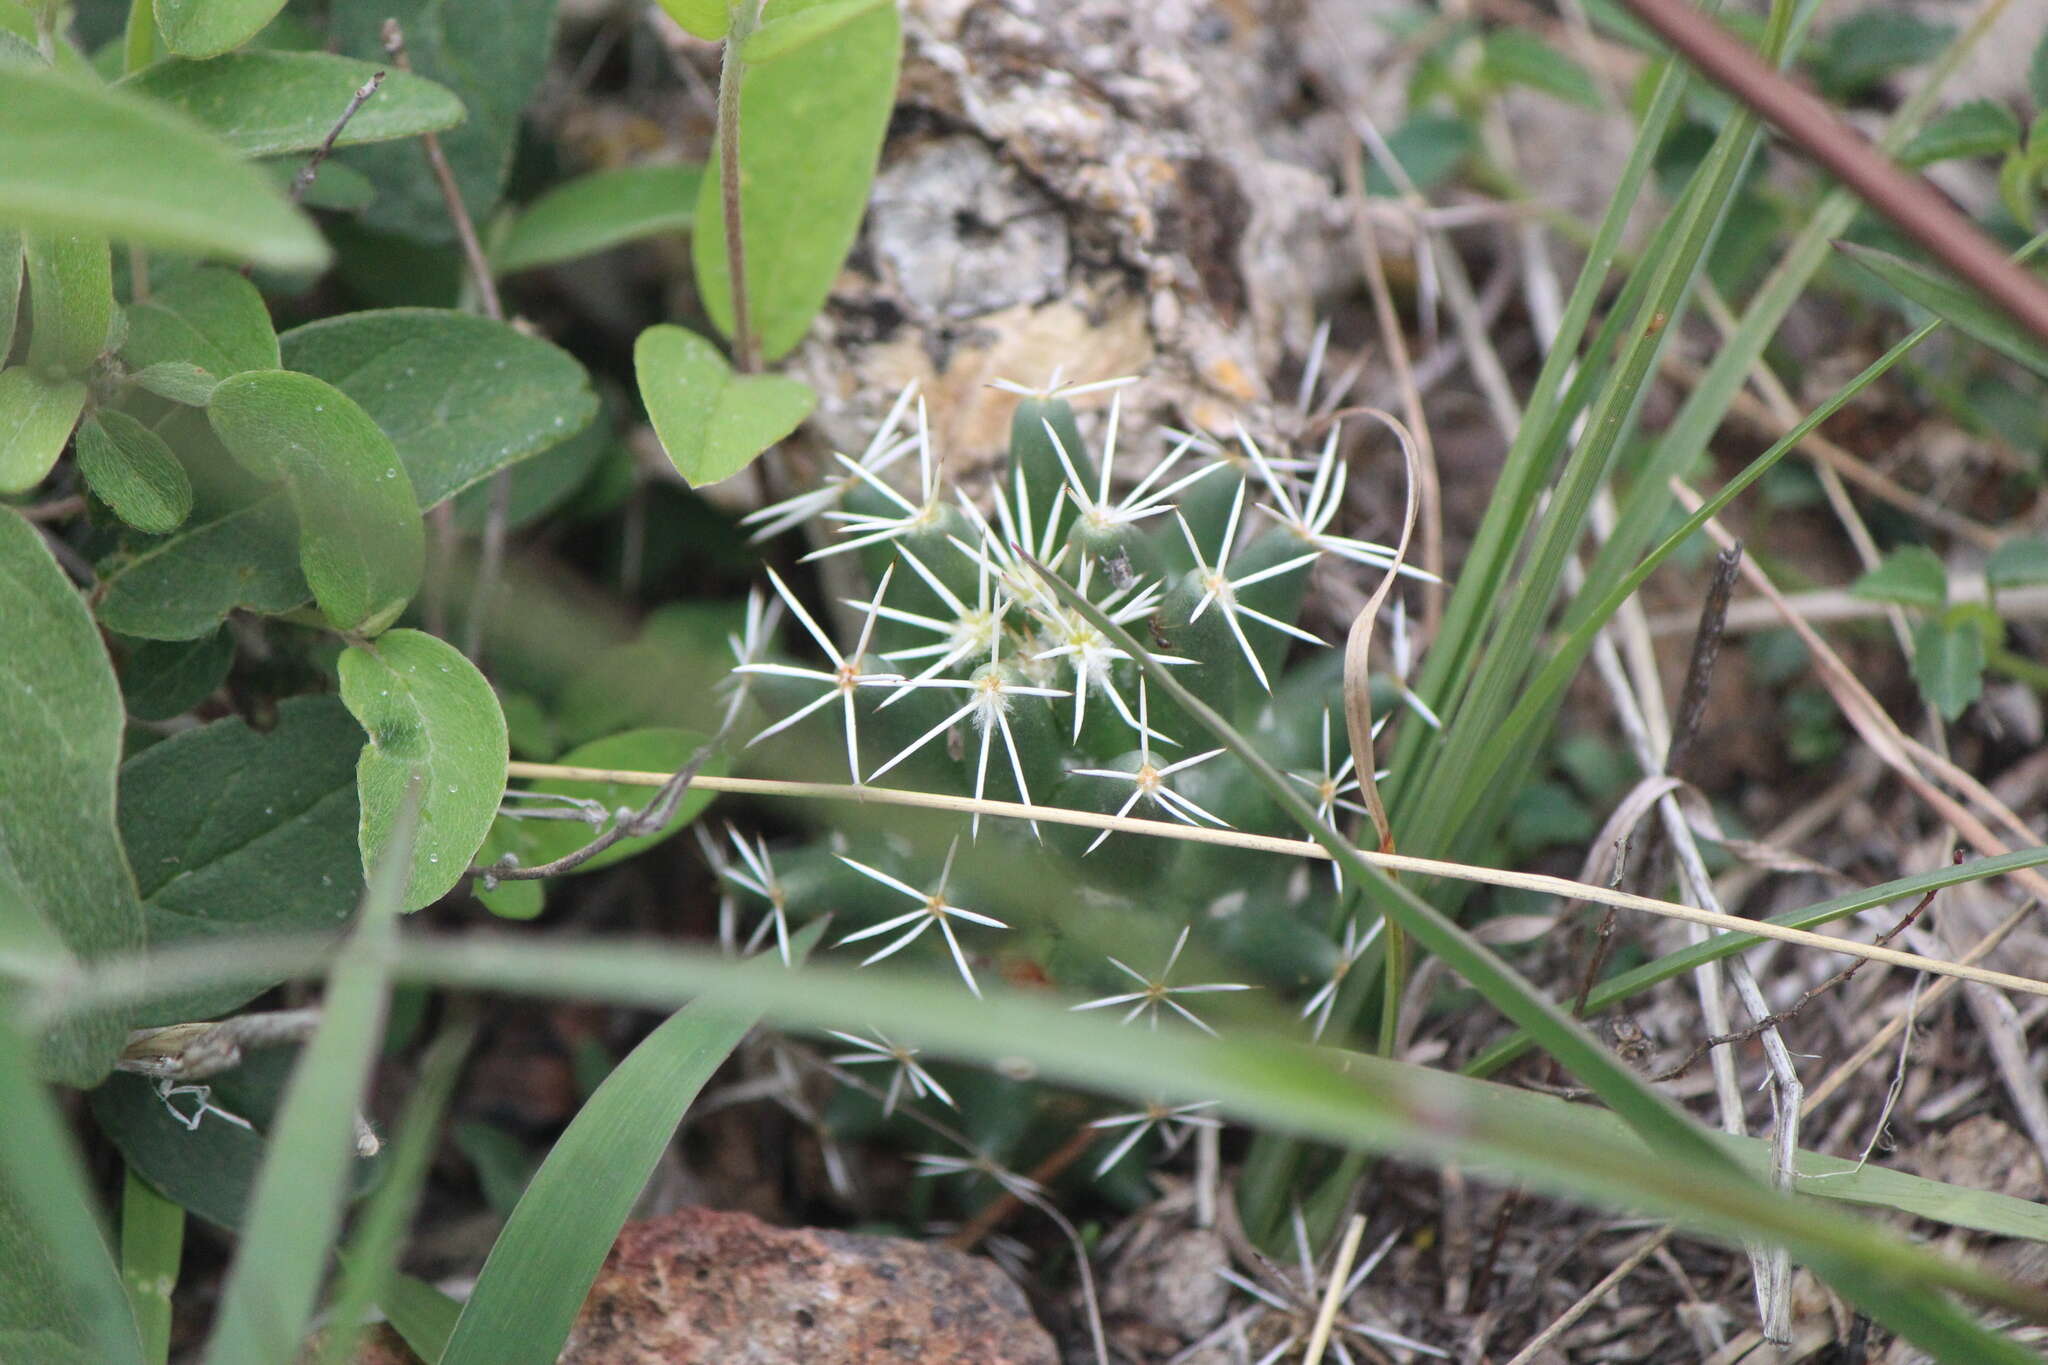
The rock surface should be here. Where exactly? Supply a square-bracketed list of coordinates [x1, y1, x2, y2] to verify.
[560, 1205, 1058, 1364]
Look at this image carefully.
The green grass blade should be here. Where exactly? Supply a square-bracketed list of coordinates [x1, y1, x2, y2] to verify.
[0, 1012, 145, 1365]
[319, 1017, 478, 1365]
[438, 920, 828, 1365]
[376, 1272, 461, 1362]
[120, 1168, 183, 1364]
[201, 797, 415, 1365]
[1465, 843, 2048, 1077]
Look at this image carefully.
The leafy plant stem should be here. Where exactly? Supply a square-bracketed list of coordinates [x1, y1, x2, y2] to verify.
[716, 0, 763, 373]
[120, 1167, 182, 1365]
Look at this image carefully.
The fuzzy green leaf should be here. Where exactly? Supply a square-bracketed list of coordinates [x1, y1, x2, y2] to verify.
[741, 0, 888, 63]
[1839, 241, 2048, 381]
[207, 368, 424, 634]
[280, 308, 599, 506]
[0, 366, 87, 494]
[494, 163, 703, 273]
[124, 52, 464, 157]
[94, 493, 308, 640]
[127, 362, 219, 406]
[339, 628, 508, 911]
[692, 0, 900, 361]
[1900, 99, 2021, 167]
[634, 323, 814, 486]
[120, 265, 278, 380]
[153, 0, 288, 59]
[0, 228, 20, 356]
[0, 509, 145, 1085]
[1986, 536, 2048, 592]
[76, 412, 195, 534]
[23, 230, 112, 376]
[330, 0, 557, 242]
[1911, 615, 1986, 720]
[118, 696, 365, 1020]
[0, 67, 327, 270]
[1849, 543, 1946, 610]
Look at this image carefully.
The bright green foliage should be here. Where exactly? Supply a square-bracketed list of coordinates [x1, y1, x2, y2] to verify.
[0, 227, 20, 355]
[127, 361, 220, 406]
[117, 696, 366, 1021]
[280, 309, 598, 506]
[741, 0, 890, 63]
[329, 0, 558, 242]
[0, 367, 87, 493]
[634, 323, 814, 486]
[76, 412, 195, 534]
[0, 510, 145, 1086]
[1851, 544, 1947, 609]
[23, 230, 113, 376]
[1840, 242, 2048, 380]
[207, 369, 424, 634]
[154, 0, 289, 59]
[654, 0, 728, 40]
[339, 629, 509, 911]
[0, 67, 327, 270]
[119, 1171, 182, 1365]
[120, 265, 279, 380]
[692, 0, 901, 361]
[494, 163, 703, 273]
[123, 52, 464, 157]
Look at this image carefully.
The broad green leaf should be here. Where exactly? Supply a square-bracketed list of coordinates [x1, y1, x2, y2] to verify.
[23, 230, 113, 375]
[1986, 536, 2048, 591]
[0, 228, 21, 357]
[76, 411, 195, 534]
[653, 0, 727, 40]
[330, 0, 557, 242]
[1481, 29, 1600, 108]
[692, 0, 900, 361]
[635, 323, 814, 486]
[1362, 113, 1475, 197]
[207, 369, 424, 634]
[338, 629, 508, 911]
[1849, 543, 1946, 609]
[742, 0, 888, 63]
[121, 265, 278, 380]
[94, 493, 309, 640]
[280, 309, 599, 506]
[0, 366, 87, 493]
[494, 163, 703, 273]
[128, 361, 219, 406]
[1912, 615, 1986, 720]
[120, 1168, 183, 1365]
[1814, 8, 1953, 98]
[262, 156, 375, 212]
[202, 800, 410, 1365]
[375, 1273, 461, 1363]
[116, 628, 235, 721]
[450, 409, 609, 533]
[1839, 241, 2048, 380]
[493, 727, 723, 874]
[0, 67, 328, 270]
[124, 53, 464, 157]
[439, 922, 825, 1365]
[118, 696, 365, 1020]
[1901, 99, 2021, 167]
[0, 1016, 144, 1365]
[153, 0, 288, 59]
[0, 509, 145, 1085]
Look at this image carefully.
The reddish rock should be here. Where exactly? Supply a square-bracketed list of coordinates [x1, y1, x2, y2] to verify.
[561, 1206, 1057, 1365]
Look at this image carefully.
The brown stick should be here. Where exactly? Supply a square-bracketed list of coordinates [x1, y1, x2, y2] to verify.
[1616, 0, 2048, 347]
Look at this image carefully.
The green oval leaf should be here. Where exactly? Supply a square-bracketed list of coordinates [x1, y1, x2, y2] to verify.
[123, 52, 465, 157]
[653, 0, 728, 40]
[94, 493, 308, 640]
[0, 366, 87, 493]
[692, 0, 900, 361]
[1987, 537, 2048, 591]
[23, 230, 112, 376]
[75, 411, 195, 534]
[1838, 241, 2048, 381]
[494, 727, 723, 876]
[118, 695, 365, 1020]
[280, 309, 599, 506]
[1901, 99, 2021, 167]
[634, 323, 814, 487]
[1911, 615, 1987, 721]
[120, 265, 278, 380]
[0, 508, 144, 1085]
[153, 0, 288, 59]
[0, 67, 327, 270]
[1849, 544, 1946, 610]
[127, 361, 219, 406]
[207, 369, 424, 634]
[494, 163, 703, 273]
[339, 628, 508, 911]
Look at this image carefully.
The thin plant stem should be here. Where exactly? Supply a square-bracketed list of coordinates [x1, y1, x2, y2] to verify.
[716, 1, 762, 373]
[288, 70, 386, 206]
